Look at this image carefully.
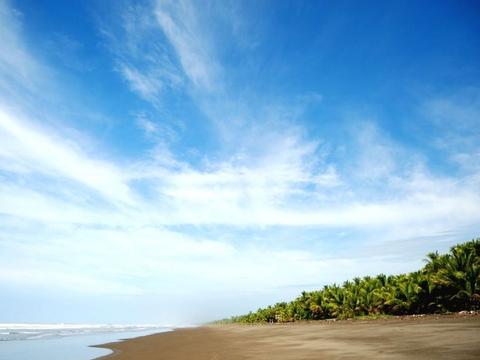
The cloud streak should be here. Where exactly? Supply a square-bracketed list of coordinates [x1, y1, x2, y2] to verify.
[0, 108, 132, 205]
[155, 0, 219, 91]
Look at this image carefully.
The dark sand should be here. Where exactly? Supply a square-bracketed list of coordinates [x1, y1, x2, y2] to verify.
[95, 315, 480, 359]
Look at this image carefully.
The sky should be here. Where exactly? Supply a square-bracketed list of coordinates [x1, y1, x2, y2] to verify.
[0, 0, 479, 325]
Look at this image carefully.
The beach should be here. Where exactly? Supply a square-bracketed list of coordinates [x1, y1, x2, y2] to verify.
[95, 314, 480, 359]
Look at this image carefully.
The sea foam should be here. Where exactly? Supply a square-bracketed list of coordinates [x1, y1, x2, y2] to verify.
[0, 323, 168, 341]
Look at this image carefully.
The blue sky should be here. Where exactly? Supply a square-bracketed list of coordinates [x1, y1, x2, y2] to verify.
[0, 0, 479, 325]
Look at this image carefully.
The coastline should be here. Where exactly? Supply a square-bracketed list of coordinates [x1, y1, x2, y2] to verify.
[91, 328, 174, 359]
[91, 347, 120, 360]
[94, 313, 480, 359]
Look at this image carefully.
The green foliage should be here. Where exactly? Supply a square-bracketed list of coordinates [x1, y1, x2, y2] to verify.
[221, 238, 480, 324]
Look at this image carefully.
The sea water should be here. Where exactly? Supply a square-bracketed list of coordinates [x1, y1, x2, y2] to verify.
[0, 323, 172, 360]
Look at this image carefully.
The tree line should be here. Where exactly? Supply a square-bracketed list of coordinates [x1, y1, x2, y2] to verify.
[220, 238, 479, 323]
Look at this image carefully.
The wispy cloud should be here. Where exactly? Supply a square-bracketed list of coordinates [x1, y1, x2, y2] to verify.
[100, 2, 183, 104]
[0, 108, 132, 204]
[422, 88, 480, 173]
[0, 0, 49, 102]
[155, 0, 219, 91]
[2, 102, 478, 229]
[119, 63, 166, 102]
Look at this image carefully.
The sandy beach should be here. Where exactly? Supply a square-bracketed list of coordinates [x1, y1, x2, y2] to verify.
[95, 314, 480, 359]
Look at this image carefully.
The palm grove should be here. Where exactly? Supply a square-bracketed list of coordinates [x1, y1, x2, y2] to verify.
[222, 239, 480, 323]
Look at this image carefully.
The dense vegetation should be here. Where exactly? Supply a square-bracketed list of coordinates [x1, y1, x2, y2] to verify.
[222, 239, 480, 323]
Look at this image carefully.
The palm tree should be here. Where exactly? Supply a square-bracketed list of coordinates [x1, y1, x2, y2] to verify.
[442, 246, 480, 310]
[226, 238, 480, 324]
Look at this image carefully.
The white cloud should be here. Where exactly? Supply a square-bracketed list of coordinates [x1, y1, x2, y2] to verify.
[119, 63, 165, 102]
[134, 111, 180, 144]
[0, 267, 143, 295]
[422, 89, 480, 173]
[2, 103, 479, 230]
[136, 113, 159, 135]
[100, 2, 183, 104]
[155, 0, 218, 91]
[0, 0, 42, 91]
[352, 121, 398, 180]
[3, 108, 479, 301]
[0, 108, 132, 204]
[425, 90, 480, 131]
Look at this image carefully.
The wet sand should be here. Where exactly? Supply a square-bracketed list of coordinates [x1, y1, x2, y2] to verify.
[95, 315, 480, 359]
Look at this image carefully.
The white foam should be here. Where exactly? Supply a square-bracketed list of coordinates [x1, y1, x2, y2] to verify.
[0, 323, 169, 341]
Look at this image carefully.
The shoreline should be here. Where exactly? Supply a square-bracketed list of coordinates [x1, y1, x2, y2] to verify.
[91, 347, 121, 360]
[93, 313, 480, 359]
[91, 328, 176, 359]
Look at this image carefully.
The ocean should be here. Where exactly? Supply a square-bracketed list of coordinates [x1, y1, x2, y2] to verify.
[0, 323, 172, 360]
